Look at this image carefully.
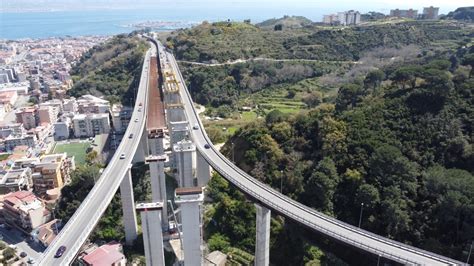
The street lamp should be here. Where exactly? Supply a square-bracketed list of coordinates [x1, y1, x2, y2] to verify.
[467, 239, 473, 264]
[280, 170, 284, 193]
[358, 202, 364, 228]
[52, 208, 59, 234]
[231, 142, 235, 163]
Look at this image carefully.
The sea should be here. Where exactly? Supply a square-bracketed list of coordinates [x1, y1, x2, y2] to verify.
[0, 6, 330, 40]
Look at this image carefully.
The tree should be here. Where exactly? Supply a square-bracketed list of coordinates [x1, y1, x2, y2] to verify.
[208, 233, 231, 252]
[461, 53, 474, 77]
[85, 150, 98, 164]
[390, 66, 421, 89]
[302, 91, 322, 108]
[335, 84, 364, 111]
[2, 247, 15, 260]
[274, 24, 283, 31]
[265, 110, 286, 125]
[303, 157, 340, 214]
[364, 69, 385, 91]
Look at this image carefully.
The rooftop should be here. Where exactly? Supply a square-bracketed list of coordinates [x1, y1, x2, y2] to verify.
[82, 242, 125, 266]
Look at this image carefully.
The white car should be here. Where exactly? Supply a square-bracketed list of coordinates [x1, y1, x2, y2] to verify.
[134, 118, 139, 122]
[119, 154, 125, 159]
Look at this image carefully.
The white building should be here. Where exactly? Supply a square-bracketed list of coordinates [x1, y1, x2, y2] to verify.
[77, 95, 110, 114]
[111, 104, 133, 133]
[72, 113, 110, 138]
[0, 168, 32, 195]
[62, 98, 78, 113]
[4, 134, 36, 151]
[53, 119, 71, 140]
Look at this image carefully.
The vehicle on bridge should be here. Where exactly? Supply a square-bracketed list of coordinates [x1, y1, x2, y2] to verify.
[54, 246, 66, 258]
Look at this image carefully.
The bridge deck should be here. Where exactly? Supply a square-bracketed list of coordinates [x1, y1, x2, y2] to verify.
[146, 56, 166, 136]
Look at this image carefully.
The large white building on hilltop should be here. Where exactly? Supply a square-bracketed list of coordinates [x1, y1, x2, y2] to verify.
[77, 95, 110, 114]
[72, 113, 110, 138]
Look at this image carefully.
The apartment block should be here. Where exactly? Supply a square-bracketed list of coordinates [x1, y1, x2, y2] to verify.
[73, 113, 110, 138]
[31, 153, 75, 193]
[390, 9, 418, 19]
[4, 134, 36, 151]
[38, 106, 59, 124]
[0, 191, 49, 231]
[77, 95, 110, 114]
[0, 168, 32, 195]
[323, 10, 361, 25]
[53, 119, 71, 140]
[422, 6, 439, 20]
[111, 104, 133, 133]
[16, 107, 37, 130]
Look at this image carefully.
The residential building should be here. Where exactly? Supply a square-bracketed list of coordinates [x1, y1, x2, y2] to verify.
[0, 168, 32, 195]
[38, 106, 58, 124]
[31, 153, 75, 193]
[63, 98, 78, 113]
[16, 107, 37, 130]
[77, 95, 110, 114]
[32, 219, 60, 247]
[422, 6, 439, 19]
[0, 123, 23, 139]
[0, 191, 49, 231]
[73, 113, 110, 138]
[40, 99, 63, 114]
[0, 90, 18, 106]
[53, 119, 71, 140]
[390, 9, 418, 19]
[0, 74, 9, 84]
[79, 242, 127, 266]
[111, 104, 133, 133]
[4, 134, 36, 151]
[323, 10, 361, 25]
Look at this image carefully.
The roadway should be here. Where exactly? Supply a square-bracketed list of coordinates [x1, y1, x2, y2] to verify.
[38, 44, 153, 265]
[161, 42, 466, 266]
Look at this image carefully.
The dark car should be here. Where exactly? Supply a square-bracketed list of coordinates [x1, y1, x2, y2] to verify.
[55, 246, 66, 258]
[20, 252, 27, 258]
[204, 144, 211, 149]
[129, 133, 134, 139]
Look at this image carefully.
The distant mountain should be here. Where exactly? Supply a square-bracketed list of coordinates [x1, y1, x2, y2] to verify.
[443, 6, 474, 22]
[256, 15, 313, 29]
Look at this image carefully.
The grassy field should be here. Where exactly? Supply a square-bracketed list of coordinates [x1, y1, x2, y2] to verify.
[53, 142, 90, 164]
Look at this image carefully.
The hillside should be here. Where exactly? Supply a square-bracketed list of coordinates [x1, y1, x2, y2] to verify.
[443, 6, 474, 22]
[165, 20, 470, 63]
[69, 34, 148, 105]
[256, 15, 313, 29]
[206, 43, 474, 265]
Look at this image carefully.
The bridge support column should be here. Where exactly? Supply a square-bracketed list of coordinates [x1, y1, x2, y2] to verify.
[196, 151, 210, 187]
[255, 204, 271, 266]
[120, 165, 138, 245]
[147, 156, 169, 230]
[133, 132, 147, 163]
[175, 187, 204, 266]
[173, 139, 195, 187]
[136, 202, 166, 266]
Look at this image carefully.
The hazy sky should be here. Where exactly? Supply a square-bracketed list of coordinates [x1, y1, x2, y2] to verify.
[3, 0, 471, 14]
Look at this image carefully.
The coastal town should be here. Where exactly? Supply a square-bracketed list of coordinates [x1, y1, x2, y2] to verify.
[0, 36, 132, 264]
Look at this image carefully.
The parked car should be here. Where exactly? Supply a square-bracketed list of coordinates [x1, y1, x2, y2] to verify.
[54, 246, 66, 258]
[20, 252, 27, 258]
[27, 258, 35, 264]
[134, 118, 139, 122]
[204, 144, 211, 149]
[193, 123, 199, 130]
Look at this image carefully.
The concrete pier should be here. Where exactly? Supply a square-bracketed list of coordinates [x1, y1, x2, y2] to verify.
[120, 165, 138, 245]
[136, 202, 166, 266]
[175, 187, 204, 266]
[196, 151, 210, 187]
[173, 139, 195, 187]
[146, 155, 169, 229]
[255, 204, 271, 266]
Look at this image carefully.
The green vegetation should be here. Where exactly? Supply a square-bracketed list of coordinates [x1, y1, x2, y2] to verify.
[256, 15, 313, 30]
[68, 33, 148, 105]
[0, 154, 10, 161]
[166, 20, 469, 62]
[53, 141, 91, 165]
[209, 44, 474, 263]
[443, 6, 474, 22]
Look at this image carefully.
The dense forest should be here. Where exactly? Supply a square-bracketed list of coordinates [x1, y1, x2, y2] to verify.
[68, 33, 147, 105]
[205, 43, 474, 264]
[165, 20, 469, 62]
